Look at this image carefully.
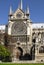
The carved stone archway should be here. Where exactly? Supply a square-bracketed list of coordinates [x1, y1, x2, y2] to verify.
[17, 47, 23, 60]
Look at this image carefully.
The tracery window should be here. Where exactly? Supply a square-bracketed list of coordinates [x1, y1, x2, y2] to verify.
[16, 12, 22, 18]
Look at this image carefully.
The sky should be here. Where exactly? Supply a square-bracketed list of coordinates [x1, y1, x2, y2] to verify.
[0, 0, 44, 24]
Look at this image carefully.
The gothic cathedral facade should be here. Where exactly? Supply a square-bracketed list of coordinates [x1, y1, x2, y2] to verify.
[0, 0, 44, 62]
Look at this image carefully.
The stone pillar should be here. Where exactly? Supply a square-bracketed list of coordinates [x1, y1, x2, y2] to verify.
[12, 47, 21, 62]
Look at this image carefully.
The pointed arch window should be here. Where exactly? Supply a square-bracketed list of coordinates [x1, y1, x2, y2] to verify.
[39, 46, 44, 53]
[16, 12, 22, 18]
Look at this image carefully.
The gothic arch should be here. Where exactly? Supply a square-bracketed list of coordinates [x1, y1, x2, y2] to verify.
[17, 47, 23, 56]
[30, 44, 35, 60]
[39, 46, 44, 53]
[17, 47, 23, 60]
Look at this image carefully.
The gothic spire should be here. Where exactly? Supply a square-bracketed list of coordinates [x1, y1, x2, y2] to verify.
[21, 0, 23, 10]
[26, 6, 29, 16]
[9, 6, 13, 15]
[19, 0, 23, 10]
[26, 6, 30, 16]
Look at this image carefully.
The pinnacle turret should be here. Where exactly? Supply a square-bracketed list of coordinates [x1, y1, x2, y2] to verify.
[26, 6, 30, 17]
[9, 6, 13, 16]
[18, 0, 23, 10]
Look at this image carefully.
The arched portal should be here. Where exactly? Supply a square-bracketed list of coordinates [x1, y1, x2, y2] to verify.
[23, 53, 31, 60]
[30, 44, 35, 60]
[17, 47, 23, 60]
[17, 47, 23, 55]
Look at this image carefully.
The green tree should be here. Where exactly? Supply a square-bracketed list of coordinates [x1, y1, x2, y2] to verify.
[0, 44, 11, 62]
